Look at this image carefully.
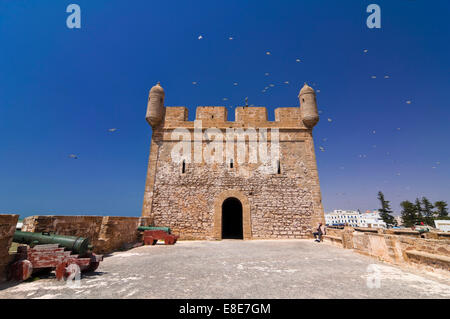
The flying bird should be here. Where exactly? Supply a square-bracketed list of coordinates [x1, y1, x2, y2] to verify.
[68, 154, 78, 159]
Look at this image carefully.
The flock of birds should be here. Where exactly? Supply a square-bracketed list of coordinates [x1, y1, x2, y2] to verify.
[68, 128, 118, 159]
[191, 35, 304, 106]
[67, 34, 440, 183]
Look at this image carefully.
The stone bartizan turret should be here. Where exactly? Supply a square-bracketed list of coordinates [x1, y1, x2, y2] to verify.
[146, 82, 165, 128]
[299, 83, 319, 128]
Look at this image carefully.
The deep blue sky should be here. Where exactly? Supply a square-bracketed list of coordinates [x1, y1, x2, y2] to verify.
[0, 1, 449, 218]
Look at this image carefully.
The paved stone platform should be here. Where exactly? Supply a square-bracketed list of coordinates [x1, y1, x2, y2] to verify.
[0, 239, 449, 299]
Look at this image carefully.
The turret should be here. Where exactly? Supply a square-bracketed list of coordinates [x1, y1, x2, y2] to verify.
[299, 83, 319, 128]
[146, 82, 165, 128]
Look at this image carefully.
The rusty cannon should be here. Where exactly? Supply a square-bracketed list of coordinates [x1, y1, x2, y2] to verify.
[9, 231, 103, 281]
[137, 226, 179, 245]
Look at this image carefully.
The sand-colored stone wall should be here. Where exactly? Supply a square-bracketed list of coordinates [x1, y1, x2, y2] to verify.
[0, 214, 19, 282]
[324, 227, 450, 271]
[21, 215, 152, 254]
[142, 106, 324, 240]
[21, 215, 104, 246]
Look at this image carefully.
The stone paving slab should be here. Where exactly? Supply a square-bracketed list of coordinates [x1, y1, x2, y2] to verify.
[0, 239, 449, 299]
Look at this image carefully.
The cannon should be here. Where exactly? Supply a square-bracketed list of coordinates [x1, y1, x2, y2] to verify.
[137, 226, 172, 234]
[138, 226, 179, 245]
[13, 231, 93, 256]
[9, 231, 103, 281]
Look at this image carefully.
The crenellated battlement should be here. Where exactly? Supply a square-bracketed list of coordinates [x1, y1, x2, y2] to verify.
[146, 82, 319, 130]
[162, 105, 308, 129]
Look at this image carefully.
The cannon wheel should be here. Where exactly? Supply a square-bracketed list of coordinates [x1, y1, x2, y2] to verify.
[55, 262, 68, 281]
[164, 238, 174, 245]
[144, 236, 158, 245]
[83, 261, 100, 273]
[9, 260, 33, 281]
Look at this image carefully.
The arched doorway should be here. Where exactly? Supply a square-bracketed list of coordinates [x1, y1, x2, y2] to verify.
[214, 190, 251, 240]
[221, 197, 243, 239]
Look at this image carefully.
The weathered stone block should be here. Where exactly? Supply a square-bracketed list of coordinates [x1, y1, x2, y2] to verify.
[0, 214, 19, 282]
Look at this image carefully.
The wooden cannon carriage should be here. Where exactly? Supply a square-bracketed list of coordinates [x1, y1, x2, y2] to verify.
[138, 226, 179, 245]
[9, 231, 103, 281]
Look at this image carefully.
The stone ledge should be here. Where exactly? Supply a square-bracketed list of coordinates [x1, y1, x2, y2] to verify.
[323, 235, 343, 247]
[323, 235, 342, 241]
[405, 250, 450, 271]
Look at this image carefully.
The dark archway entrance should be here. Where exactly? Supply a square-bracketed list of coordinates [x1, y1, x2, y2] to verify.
[221, 197, 243, 239]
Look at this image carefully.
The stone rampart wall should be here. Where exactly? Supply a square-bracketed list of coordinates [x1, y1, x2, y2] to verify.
[22, 215, 152, 254]
[324, 226, 450, 271]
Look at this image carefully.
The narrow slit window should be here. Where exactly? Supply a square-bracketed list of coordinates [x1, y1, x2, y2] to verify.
[230, 159, 233, 169]
[182, 160, 186, 174]
[277, 160, 281, 174]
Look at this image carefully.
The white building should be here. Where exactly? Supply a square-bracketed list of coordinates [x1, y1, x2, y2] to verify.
[394, 216, 403, 226]
[325, 210, 361, 227]
[434, 220, 450, 232]
[359, 210, 386, 228]
[325, 210, 386, 228]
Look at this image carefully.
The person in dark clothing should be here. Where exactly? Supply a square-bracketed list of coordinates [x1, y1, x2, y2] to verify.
[313, 223, 326, 242]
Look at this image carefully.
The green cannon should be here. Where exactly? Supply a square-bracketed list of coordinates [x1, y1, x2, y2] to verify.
[13, 231, 93, 256]
[10, 231, 103, 281]
[138, 226, 172, 234]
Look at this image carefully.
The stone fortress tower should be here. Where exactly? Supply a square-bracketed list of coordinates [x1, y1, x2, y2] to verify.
[142, 82, 324, 240]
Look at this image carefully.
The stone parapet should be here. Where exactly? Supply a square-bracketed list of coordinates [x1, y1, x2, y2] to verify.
[163, 105, 308, 129]
[323, 226, 450, 272]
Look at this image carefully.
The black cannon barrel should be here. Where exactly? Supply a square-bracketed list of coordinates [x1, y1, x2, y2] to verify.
[13, 231, 93, 256]
[137, 226, 171, 234]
